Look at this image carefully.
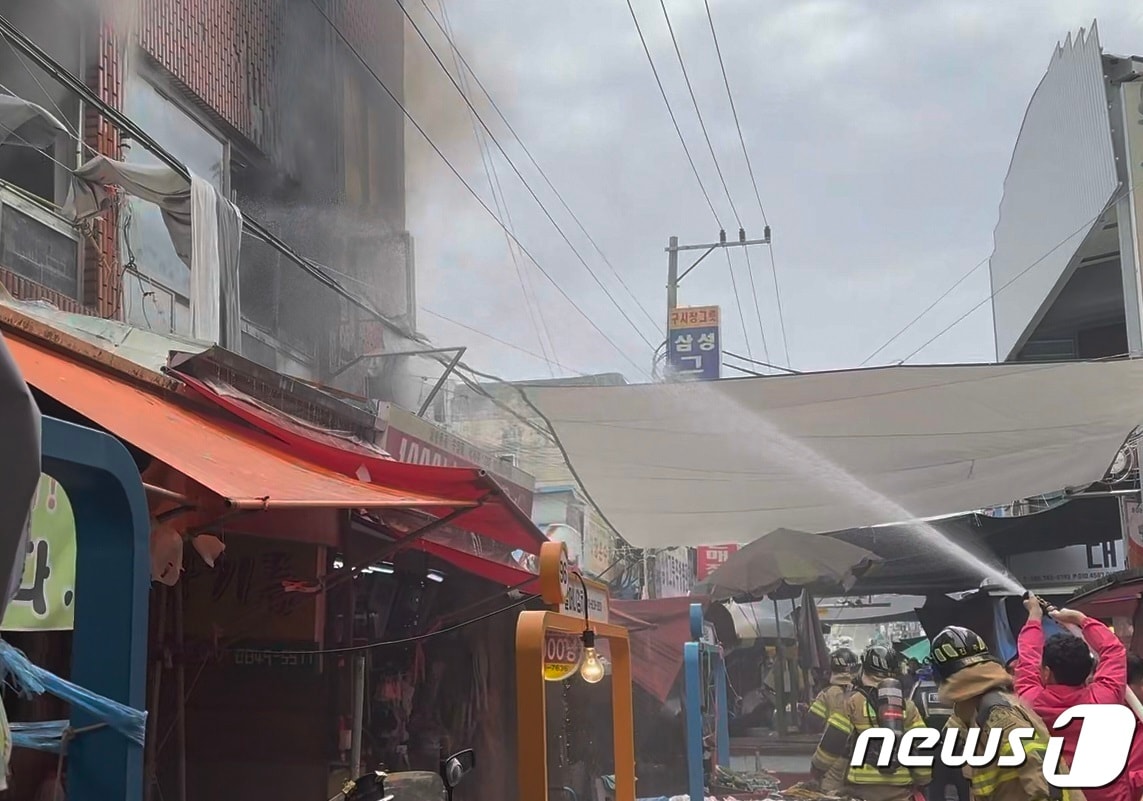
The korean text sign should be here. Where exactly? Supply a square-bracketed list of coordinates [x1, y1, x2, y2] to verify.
[667, 305, 721, 381]
[2, 474, 76, 631]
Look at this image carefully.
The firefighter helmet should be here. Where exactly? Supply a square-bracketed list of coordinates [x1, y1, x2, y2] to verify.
[830, 647, 859, 672]
[930, 626, 993, 680]
[861, 645, 899, 678]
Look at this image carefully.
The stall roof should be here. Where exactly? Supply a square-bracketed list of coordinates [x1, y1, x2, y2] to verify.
[8, 333, 468, 512]
[523, 362, 1143, 548]
[833, 495, 1120, 595]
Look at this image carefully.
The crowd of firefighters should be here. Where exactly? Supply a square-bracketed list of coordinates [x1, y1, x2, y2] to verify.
[803, 593, 1143, 801]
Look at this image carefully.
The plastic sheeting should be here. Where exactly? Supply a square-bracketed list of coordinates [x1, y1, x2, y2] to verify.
[523, 361, 1143, 548]
[0, 641, 146, 747]
[63, 156, 243, 348]
[10, 720, 67, 753]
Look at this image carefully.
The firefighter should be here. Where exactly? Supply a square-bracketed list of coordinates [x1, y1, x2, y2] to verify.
[811, 645, 931, 801]
[808, 647, 859, 733]
[930, 625, 1083, 801]
[911, 660, 968, 801]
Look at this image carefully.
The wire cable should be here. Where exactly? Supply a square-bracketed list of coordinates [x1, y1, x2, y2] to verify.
[742, 246, 770, 364]
[723, 247, 753, 361]
[658, 0, 740, 229]
[860, 256, 990, 366]
[722, 350, 801, 374]
[433, 0, 556, 376]
[624, 0, 720, 228]
[766, 244, 792, 367]
[417, 0, 664, 337]
[700, 0, 781, 364]
[898, 192, 1131, 364]
[302, 0, 651, 379]
[397, 0, 660, 354]
[421, 307, 588, 375]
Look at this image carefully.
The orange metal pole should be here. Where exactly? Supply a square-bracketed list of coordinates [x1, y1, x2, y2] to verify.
[516, 610, 637, 801]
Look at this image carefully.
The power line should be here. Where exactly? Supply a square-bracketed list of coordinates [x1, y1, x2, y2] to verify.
[0, 14, 407, 339]
[722, 247, 753, 361]
[657, 0, 741, 228]
[396, 0, 660, 354]
[700, 0, 781, 365]
[701, 0, 767, 228]
[766, 244, 792, 367]
[416, 0, 663, 337]
[420, 307, 588, 375]
[899, 193, 1130, 364]
[722, 349, 801, 374]
[742, 246, 770, 364]
[433, 0, 555, 376]
[624, 0, 720, 227]
[861, 256, 990, 366]
[301, 0, 651, 379]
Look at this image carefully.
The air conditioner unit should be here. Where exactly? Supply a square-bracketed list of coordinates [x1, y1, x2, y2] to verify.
[0, 183, 81, 300]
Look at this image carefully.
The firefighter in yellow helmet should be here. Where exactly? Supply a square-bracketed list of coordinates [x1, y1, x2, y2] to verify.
[807, 647, 860, 792]
[810, 645, 931, 801]
[930, 625, 1084, 801]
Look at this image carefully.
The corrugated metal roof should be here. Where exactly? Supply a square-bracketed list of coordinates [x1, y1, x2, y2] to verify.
[0, 289, 210, 374]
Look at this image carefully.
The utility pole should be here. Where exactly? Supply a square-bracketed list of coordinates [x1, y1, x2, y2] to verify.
[661, 227, 771, 378]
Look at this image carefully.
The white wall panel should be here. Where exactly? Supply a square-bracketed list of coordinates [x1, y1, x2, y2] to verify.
[990, 24, 1119, 360]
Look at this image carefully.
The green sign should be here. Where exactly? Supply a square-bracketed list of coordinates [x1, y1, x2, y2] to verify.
[2, 475, 76, 631]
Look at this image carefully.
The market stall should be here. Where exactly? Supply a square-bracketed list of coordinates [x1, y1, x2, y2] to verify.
[516, 541, 635, 801]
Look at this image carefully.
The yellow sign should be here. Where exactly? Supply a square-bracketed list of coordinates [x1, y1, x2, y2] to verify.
[539, 540, 569, 606]
[669, 305, 720, 330]
[543, 631, 583, 681]
[2, 475, 77, 631]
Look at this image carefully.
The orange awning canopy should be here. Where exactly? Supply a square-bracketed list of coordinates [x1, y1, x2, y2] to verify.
[7, 335, 472, 512]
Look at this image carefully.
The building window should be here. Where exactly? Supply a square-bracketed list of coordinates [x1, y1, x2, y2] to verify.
[121, 67, 228, 335]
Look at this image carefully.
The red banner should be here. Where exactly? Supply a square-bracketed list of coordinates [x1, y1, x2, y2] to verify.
[696, 544, 738, 581]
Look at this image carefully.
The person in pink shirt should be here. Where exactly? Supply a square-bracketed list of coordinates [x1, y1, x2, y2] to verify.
[1125, 654, 1143, 801]
[1015, 594, 1129, 801]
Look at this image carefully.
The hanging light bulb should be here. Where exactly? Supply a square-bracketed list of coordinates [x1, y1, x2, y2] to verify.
[580, 629, 605, 684]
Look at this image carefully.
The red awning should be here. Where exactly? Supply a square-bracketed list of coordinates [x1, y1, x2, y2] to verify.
[612, 596, 710, 703]
[173, 371, 547, 554]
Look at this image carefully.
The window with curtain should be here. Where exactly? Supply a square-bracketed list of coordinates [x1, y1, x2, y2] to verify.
[120, 71, 227, 335]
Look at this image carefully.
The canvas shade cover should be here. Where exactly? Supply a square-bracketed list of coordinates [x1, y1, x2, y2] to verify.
[694, 528, 879, 600]
[522, 360, 1143, 548]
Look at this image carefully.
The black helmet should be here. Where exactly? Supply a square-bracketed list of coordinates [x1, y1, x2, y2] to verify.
[830, 647, 859, 672]
[931, 626, 993, 680]
[861, 645, 899, 678]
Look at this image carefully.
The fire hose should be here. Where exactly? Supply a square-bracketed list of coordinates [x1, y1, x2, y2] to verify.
[1025, 593, 1143, 723]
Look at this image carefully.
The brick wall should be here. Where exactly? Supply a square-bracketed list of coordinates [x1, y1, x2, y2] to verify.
[85, 17, 123, 317]
[138, 0, 281, 146]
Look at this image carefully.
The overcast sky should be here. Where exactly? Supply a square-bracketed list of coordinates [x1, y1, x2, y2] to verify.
[404, 1, 1143, 383]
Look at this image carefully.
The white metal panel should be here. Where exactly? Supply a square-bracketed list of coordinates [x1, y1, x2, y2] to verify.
[990, 24, 1119, 360]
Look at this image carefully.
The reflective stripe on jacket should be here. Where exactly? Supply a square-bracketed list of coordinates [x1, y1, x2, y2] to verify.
[811, 690, 932, 789]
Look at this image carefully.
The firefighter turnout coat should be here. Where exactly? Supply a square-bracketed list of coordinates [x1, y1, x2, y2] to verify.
[939, 662, 1085, 801]
[807, 676, 854, 792]
[811, 686, 932, 801]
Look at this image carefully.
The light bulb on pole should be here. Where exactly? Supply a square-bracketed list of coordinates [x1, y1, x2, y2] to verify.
[580, 629, 605, 684]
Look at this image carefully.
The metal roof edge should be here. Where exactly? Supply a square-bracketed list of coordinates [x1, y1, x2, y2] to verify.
[0, 304, 183, 395]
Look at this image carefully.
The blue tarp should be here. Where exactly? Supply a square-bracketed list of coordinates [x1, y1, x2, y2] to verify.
[0, 640, 146, 747]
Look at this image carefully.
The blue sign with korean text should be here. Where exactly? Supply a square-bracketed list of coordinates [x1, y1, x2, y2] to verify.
[667, 305, 721, 381]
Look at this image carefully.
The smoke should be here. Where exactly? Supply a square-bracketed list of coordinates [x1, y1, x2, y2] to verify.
[402, 1, 521, 203]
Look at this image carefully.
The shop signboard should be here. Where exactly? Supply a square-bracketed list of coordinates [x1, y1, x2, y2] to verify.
[1005, 540, 1124, 589]
[542, 631, 583, 681]
[666, 305, 721, 381]
[696, 544, 738, 582]
[2, 474, 76, 631]
[231, 641, 321, 672]
[376, 403, 536, 515]
[582, 514, 615, 579]
[654, 546, 693, 598]
[540, 539, 610, 624]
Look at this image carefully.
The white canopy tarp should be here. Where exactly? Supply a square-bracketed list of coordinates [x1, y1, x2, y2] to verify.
[523, 361, 1143, 548]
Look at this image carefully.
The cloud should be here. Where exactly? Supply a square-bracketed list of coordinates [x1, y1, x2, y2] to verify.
[407, 0, 1143, 380]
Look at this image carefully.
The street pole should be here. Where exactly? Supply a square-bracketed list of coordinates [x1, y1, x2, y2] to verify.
[350, 652, 366, 776]
[663, 227, 772, 378]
